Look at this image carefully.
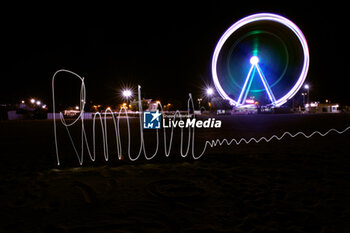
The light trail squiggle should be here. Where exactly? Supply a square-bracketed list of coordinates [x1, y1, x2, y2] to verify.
[52, 69, 350, 166]
[205, 127, 350, 147]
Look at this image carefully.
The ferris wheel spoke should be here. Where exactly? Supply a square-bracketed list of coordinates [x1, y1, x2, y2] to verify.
[237, 64, 255, 105]
[241, 67, 256, 105]
[255, 64, 277, 105]
[237, 61, 277, 106]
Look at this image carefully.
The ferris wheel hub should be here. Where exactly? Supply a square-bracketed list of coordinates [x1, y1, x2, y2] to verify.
[250, 56, 259, 65]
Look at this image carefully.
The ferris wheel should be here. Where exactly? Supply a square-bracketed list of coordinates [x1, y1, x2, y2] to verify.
[212, 13, 309, 107]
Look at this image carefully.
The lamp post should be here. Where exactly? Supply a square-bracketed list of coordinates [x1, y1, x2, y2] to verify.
[122, 89, 133, 108]
[302, 93, 306, 108]
[304, 84, 310, 111]
[206, 87, 214, 111]
[206, 88, 214, 96]
[197, 98, 202, 109]
[304, 84, 310, 103]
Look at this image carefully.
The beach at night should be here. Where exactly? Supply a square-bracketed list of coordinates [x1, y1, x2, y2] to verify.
[1, 113, 349, 232]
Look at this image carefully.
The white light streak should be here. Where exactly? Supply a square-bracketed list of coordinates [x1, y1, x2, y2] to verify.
[52, 70, 349, 166]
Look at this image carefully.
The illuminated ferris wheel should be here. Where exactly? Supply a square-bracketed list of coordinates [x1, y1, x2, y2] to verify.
[212, 13, 309, 107]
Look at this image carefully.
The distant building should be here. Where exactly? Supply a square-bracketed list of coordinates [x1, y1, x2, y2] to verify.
[316, 103, 340, 113]
[144, 99, 159, 111]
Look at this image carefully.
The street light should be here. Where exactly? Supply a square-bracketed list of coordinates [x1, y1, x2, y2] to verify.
[206, 87, 214, 111]
[304, 84, 310, 109]
[206, 87, 214, 96]
[122, 89, 132, 98]
[122, 89, 133, 107]
[301, 93, 306, 107]
[197, 98, 202, 109]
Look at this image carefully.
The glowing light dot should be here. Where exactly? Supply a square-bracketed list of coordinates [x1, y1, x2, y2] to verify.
[250, 56, 259, 65]
[123, 90, 132, 98]
[206, 88, 214, 96]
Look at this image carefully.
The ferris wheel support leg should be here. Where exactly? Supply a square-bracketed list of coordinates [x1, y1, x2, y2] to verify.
[241, 68, 256, 105]
[237, 64, 255, 106]
[256, 64, 277, 105]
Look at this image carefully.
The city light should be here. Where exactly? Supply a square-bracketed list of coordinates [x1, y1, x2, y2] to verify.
[122, 89, 133, 107]
[122, 89, 132, 98]
[206, 87, 214, 96]
[250, 56, 259, 65]
[30, 98, 35, 104]
[304, 84, 310, 108]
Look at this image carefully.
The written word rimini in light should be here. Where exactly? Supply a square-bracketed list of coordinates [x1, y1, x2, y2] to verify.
[52, 70, 349, 165]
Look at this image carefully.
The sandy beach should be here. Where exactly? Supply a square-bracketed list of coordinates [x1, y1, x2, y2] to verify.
[1, 113, 350, 232]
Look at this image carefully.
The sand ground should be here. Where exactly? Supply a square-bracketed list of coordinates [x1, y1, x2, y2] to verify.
[0, 114, 350, 232]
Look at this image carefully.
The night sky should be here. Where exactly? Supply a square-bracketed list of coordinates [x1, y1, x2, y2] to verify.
[1, 2, 349, 107]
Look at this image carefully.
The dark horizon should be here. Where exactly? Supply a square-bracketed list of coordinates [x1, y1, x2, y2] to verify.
[1, 3, 349, 107]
